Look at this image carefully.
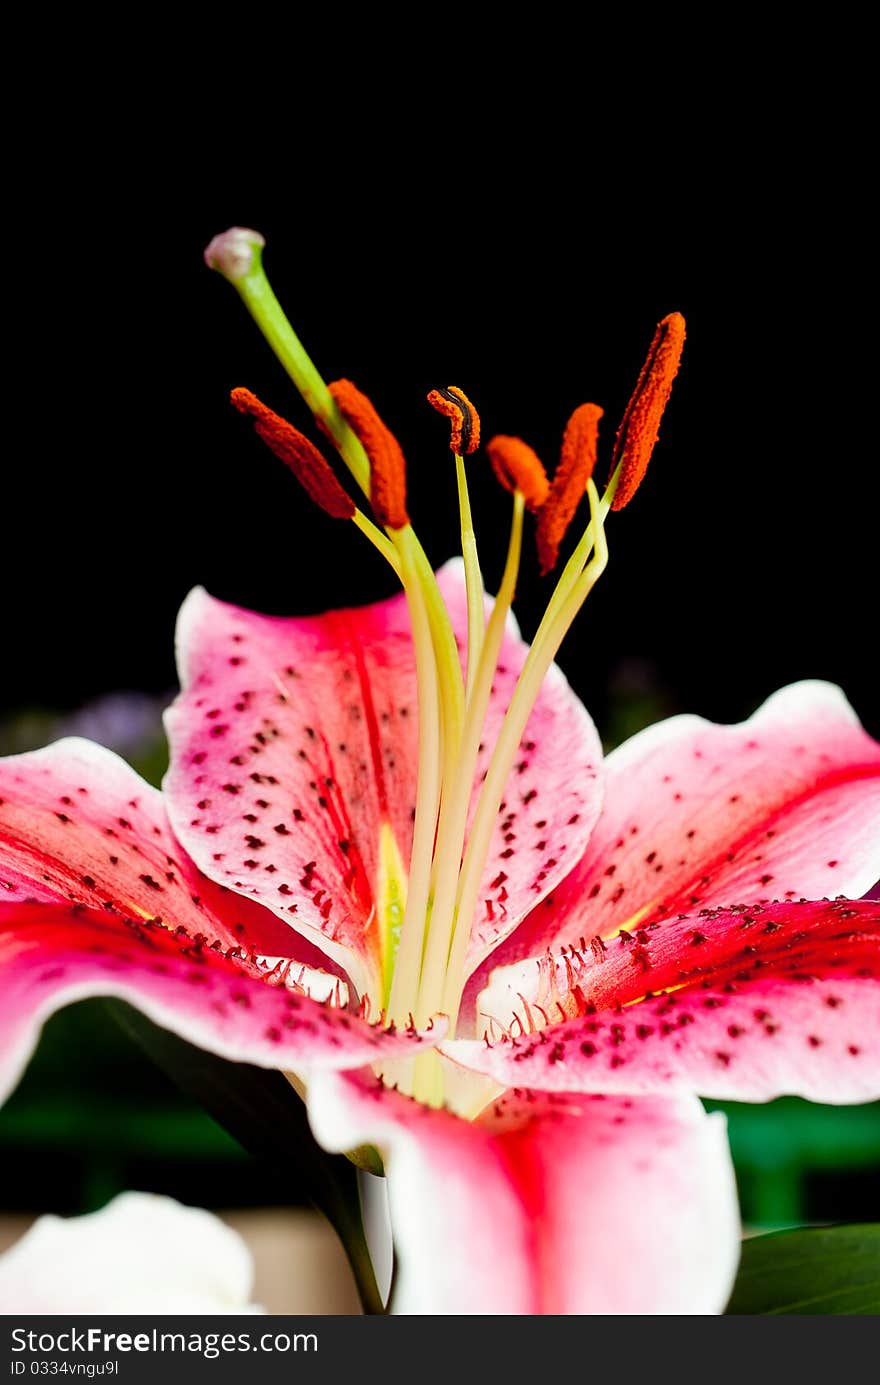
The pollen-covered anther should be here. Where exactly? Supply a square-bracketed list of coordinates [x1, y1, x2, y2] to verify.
[427, 386, 481, 455]
[329, 379, 410, 529]
[485, 435, 550, 512]
[535, 402, 604, 574]
[230, 388, 355, 520]
[609, 312, 686, 510]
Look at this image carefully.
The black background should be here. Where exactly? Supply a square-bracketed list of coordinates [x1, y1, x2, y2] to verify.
[5, 116, 877, 742]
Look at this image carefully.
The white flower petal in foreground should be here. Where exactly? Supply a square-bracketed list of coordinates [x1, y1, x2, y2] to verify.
[0, 1192, 262, 1314]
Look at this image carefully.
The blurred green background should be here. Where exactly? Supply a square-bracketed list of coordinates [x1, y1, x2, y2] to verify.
[1, 682, 877, 1236]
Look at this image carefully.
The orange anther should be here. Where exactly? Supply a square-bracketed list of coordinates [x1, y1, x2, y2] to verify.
[610, 312, 686, 510]
[329, 379, 409, 530]
[230, 388, 355, 520]
[485, 435, 550, 512]
[535, 403, 604, 574]
[427, 386, 481, 455]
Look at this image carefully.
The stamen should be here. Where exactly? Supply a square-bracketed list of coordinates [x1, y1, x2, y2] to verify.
[385, 529, 444, 1026]
[609, 312, 686, 510]
[427, 386, 481, 455]
[485, 436, 550, 511]
[440, 479, 609, 1034]
[230, 388, 355, 520]
[426, 386, 486, 695]
[457, 448, 485, 698]
[535, 403, 604, 575]
[328, 379, 410, 530]
[414, 491, 525, 1028]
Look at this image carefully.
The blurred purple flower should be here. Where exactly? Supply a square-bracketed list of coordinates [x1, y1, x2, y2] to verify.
[56, 692, 172, 757]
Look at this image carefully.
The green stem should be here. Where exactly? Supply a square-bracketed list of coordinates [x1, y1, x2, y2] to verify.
[347, 1226, 387, 1314]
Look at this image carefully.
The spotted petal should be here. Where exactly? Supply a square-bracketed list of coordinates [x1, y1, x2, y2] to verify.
[445, 899, 880, 1103]
[0, 739, 421, 1101]
[306, 1069, 739, 1314]
[164, 561, 602, 998]
[0, 737, 333, 966]
[475, 681, 880, 983]
[0, 899, 441, 1105]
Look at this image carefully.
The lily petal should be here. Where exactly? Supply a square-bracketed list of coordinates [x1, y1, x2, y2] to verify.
[0, 1192, 261, 1313]
[446, 899, 880, 1103]
[477, 681, 880, 976]
[165, 581, 422, 998]
[164, 561, 602, 995]
[0, 901, 440, 1105]
[306, 1069, 739, 1314]
[0, 737, 333, 967]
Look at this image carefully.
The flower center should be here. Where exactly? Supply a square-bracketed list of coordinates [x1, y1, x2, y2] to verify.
[206, 227, 685, 1104]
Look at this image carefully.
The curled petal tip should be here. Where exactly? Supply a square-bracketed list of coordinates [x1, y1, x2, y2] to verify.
[204, 227, 266, 281]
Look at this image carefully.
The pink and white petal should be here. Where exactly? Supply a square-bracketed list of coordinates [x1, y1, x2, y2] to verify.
[0, 901, 443, 1105]
[306, 1070, 739, 1314]
[0, 1192, 261, 1314]
[482, 681, 880, 973]
[164, 562, 602, 995]
[0, 738, 330, 967]
[165, 582, 421, 997]
[446, 899, 880, 1102]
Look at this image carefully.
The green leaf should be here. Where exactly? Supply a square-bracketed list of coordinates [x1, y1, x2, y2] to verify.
[726, 1224, 880, 1314]
[105, 1000, 384, 1313]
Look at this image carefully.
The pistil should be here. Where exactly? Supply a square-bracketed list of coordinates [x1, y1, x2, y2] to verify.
[205, 229, 371, 496]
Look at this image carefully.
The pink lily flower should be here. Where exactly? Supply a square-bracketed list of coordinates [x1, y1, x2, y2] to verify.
[1, 228, 878, 1315]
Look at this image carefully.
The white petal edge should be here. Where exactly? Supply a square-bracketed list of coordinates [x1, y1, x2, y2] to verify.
[0, 1192, 263, 1314]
